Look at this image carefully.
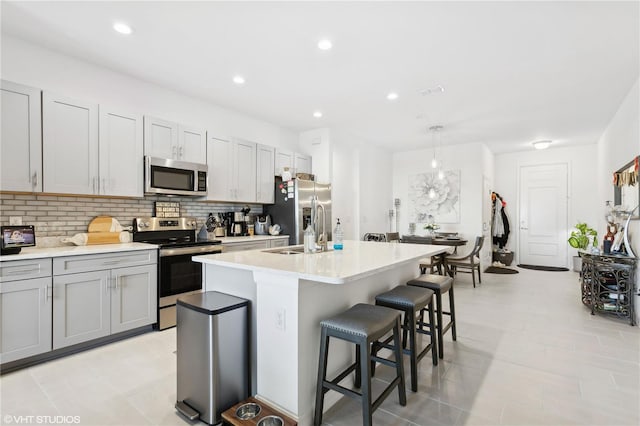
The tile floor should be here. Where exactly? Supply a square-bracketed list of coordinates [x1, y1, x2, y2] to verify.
[1, 268, 638, 425]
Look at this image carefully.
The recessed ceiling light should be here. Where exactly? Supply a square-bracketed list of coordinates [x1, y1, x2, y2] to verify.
[386, 92, 398, 101]
[317, 39, 332, 50]
[232, 75, 245, 85]
[532, 140, 552, 150]
[313, 111, 323, 118]
[113, 22, 133, 35]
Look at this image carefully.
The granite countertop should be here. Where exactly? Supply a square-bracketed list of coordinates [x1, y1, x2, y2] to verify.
[0, 243, 159, 261]
[193, 240, 447, 284]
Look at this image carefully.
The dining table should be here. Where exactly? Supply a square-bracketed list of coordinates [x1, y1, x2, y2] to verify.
[401, 234, 469, 276]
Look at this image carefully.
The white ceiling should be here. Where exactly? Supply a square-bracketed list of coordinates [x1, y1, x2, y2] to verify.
[2, 1, 638, 153]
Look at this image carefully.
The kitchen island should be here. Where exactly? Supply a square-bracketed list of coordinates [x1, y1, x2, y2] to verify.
[193, 240, 447, 425]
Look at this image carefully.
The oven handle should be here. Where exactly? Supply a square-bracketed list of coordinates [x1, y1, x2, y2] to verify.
[159, 246, 223, 257]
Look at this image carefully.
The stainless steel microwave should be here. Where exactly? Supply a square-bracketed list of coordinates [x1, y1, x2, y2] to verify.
[144, 156, 208, 196]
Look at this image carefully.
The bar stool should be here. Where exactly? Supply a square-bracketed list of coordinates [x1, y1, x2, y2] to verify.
[373, 285, 438, 392]
[314, 303, 406, 426]
[407, 274, 456, 359]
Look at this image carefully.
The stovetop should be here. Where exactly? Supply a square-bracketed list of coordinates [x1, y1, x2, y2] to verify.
[132, 216, 221, 247]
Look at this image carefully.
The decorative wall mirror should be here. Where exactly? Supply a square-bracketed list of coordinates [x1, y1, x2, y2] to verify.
[613, 155, 639, 220]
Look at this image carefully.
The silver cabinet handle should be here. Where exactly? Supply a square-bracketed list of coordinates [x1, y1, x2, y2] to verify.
[179, 146, 184, 158]
[115, 276, 119, 290]
[103, 259, 125, 265]
[172, 145, 177, 159]
[4, 267, 40, 275]
[45, 286, 53, 302]
[102, 178, 106, 194]
[32, 171, 38, 188]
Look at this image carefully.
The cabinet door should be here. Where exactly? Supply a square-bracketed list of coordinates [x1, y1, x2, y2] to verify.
[42, 92, 99, 195]
[274, 149, 294, 177]
[178, 125, 207, 163]
[256, 144, 275, 203]
[53, 270, 110, 349]
[110, 265, 157, 333]
[0, 81, 42, 192]
[234, 139, 257, 202]
[207, 137, 233, 201]
[143, 116, 178, 159]
[294, 153, 312, 174]
[0, 277, 52, 363]
[99, 107, 144, 197]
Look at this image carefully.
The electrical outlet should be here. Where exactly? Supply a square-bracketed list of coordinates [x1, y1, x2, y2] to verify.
[276, 308, 286, 331]
[9, 216, 22, 226]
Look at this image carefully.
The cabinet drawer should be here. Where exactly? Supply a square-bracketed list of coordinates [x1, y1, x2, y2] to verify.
[0, 258, 52, 282]
[222, 241, 269, 252]
[53, 250, 158, 275]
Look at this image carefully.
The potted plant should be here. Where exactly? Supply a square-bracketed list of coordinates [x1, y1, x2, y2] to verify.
[424, 222, 440, 236]
[568, 222, 597, 272]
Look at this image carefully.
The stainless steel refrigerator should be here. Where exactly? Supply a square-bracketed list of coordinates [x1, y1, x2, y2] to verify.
[265, 177, 332, 245]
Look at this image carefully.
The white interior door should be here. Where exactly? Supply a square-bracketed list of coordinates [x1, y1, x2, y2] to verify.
[519, 163, 568, 267]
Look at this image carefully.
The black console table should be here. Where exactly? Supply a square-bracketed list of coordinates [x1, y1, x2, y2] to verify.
[580, 253, 637, 326]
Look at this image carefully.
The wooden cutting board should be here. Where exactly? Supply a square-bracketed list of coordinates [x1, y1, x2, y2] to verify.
[88, 216, 114, 233]
[86, 232, 121, 245]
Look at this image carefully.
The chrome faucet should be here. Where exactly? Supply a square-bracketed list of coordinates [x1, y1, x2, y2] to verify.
[312, 196, 328, 252]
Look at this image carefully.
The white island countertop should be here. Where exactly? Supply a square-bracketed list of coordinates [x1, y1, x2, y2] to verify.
[193, 239, 447, 284]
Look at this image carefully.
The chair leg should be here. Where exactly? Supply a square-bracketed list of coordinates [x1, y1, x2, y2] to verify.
[435, 291, 444, 359]
[314, 329, 330, 426]
[478, 265, 482, 284]
[391, 317, 407, 406]
[360, 341, 373, 426]
[449, 287, 457, 341]
[355, 343, 362, 388]
[471, 266, 476, 288]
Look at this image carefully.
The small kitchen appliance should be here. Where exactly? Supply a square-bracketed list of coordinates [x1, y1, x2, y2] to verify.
[254, 215, 271, 235]
[144, 156, 208, 197]
[132, 217, 222, 330]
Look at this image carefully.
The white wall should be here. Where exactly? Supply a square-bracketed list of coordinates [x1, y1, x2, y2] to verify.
[392, 142, 488, 242]
[1, 35, 298, 149]
[357, 145, 394, 237]
[299, 128, 332, 184]
[494, 145, 599, 265]
[596, 76, 639, 325]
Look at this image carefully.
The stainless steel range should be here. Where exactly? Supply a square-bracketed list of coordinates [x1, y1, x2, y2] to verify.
[132, 217, 222, 330]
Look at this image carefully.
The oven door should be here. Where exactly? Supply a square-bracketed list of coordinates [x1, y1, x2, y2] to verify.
[158, 245, 222, 298]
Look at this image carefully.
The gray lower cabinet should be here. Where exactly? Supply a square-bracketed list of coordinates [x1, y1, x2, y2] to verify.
[0, 276, 52, 363]
[53, 251, 157, 350]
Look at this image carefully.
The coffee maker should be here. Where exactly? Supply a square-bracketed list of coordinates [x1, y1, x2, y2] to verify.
[227, 206, 251, 236]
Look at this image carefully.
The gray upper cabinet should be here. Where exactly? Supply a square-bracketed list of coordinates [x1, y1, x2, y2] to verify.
[43, 92, 99, 195]
[207, 136, 256, 202]
[274, 148, 294, 176]
[256, 144, 275, 204]
[144, 116, 207, 162]
[0, 80, 42, 192]
[99, 107, 144, 197]
[178, 124, 207, 163]
[294, 152, 312, 175]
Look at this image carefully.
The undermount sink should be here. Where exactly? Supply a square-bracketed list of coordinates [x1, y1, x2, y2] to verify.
[262, 245, 333, 255]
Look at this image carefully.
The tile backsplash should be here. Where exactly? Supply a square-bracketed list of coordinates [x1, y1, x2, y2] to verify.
[0, 194, 262, 238]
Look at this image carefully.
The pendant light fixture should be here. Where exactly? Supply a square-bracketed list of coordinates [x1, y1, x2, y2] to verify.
[429, 125, 443, 169]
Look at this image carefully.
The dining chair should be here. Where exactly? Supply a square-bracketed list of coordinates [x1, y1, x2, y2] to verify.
[445, 236, 485, 287]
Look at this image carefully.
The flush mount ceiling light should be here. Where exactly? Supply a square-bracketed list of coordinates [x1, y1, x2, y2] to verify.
[532, 140, 552, 150]
[313, 111, 323, 118]
[232, 75, 245, 85]
[317, 39, 333, 50]
[112, 22, 133, 35]
[386, 92, 398, 101]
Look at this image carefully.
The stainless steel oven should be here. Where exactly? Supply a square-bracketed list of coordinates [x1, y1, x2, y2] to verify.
[133, 217, 222, 330]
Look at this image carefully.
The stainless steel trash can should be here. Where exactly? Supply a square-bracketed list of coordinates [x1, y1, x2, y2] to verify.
[175, 291, 250, 425]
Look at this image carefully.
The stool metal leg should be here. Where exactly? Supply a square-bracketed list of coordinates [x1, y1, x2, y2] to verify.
[360, 341, 373, 426]
[408, 308, 418, 392]
[427, 302, 438, 365]
[435, 291, 444, 359]
[449, 287, 457, 341]
[392, 318, 407, 406]
[314, 328, 330, 426]
[354, 344, 361, 388]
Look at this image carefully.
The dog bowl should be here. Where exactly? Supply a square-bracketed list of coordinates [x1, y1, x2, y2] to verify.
[257, 415, 284, 426]
[235, 403, 261, 420]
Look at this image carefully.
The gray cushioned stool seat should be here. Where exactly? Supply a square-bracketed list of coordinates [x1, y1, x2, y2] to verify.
[374, 285, 438, 392]
[315, 303, 406, 426]
[407, 274, 457, 360]
[407, 274, 453, 293]
[320, 303, 398, 340]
